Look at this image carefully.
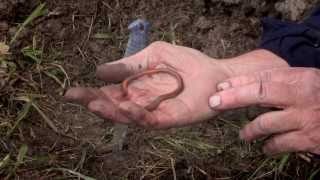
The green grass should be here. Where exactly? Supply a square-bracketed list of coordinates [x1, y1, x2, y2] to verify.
[5, 145, 28, 180]
[52, 168, 96, 180]
[10, 3, 48, 44]
[1, 0, 319, 179]
[21, 36, 70, 90]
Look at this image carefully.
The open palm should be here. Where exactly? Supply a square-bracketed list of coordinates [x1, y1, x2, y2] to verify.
[65, 42, 231, 129]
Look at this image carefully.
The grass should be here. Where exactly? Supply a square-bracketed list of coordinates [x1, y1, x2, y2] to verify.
[1, 0, 320, 179]
[10, 3, 48, 45]
[5, 145, 28, 180]
[3, 34, 70, 137]
[21, 36, 70, 91]
[0, 3, 73, 178]
[52, 168, 96, 180]
[152, 131, 223, 158]
[0, 154, 11, 170]
[6, 100, 32, 137]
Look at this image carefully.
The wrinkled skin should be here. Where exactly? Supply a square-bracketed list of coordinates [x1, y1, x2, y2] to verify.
[210, 68, 320, 155]
[65, 41, 232, 129]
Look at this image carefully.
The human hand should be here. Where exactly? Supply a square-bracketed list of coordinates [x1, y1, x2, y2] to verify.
[209, 67, 320, 155]
[65, 41, 232, 129]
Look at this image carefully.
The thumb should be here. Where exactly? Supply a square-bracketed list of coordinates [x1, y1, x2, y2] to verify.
[96, 42, 170, 83]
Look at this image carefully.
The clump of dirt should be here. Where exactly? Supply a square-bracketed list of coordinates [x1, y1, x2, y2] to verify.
[1, 0, 320, 179]
[0, 1, 16, 20]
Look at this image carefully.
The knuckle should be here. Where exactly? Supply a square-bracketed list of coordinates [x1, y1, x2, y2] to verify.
[238, 76, 249, 85]
[256, 117, 271, 134]
[294, 139, 307, 151]
[233, 76, 252, 86]
[144, 119, 159, 129]
[149, 41, 171, 50]
[305, 131, 320, 151]
[232, 89, 243, 105]
[267, 137, 280, 150]
[298, 110, 312, 127]
[258, 71, 272, 83]
[255, 80, 269, 101]
[267, 137, 296, 152]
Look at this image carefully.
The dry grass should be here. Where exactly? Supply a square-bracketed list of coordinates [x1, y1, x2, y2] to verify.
[0, 0, 319, 179]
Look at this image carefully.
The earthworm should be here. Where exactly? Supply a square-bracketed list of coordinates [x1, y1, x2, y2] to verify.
[121, 68, 184, 111]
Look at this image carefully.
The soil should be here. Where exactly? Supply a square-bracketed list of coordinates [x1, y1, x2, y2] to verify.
[1, 0, 320, 179]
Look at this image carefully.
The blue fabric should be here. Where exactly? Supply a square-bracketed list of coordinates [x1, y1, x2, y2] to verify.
[259, 7, 320, 68]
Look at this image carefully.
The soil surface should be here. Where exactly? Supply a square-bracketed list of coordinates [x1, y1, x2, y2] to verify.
[1, 0, 320, 179]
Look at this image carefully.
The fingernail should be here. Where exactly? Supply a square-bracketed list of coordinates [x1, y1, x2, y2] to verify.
[209, 95, 221, 108]
[217, 82, 231, 91]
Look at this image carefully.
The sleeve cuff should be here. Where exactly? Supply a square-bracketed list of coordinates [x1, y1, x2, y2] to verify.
[258, 11, 320, 68]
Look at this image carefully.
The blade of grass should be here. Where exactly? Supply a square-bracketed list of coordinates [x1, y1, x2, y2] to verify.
[21, 46, 42, 64]
[6, 101, 32, 137]
[308, 167, 320, 180]
[248, 158, 270, 180]
[92, 33, 113, 39]
[14, 96, 58, 134]
[0, 154, 11, 169]
[5, 145, 28, 180]
[155, 135, 222, 158]
[17, 145, 28, 164]
[31, 102, 58, 133]
[48, 63, 71, 87]
[278, 153, 290, 173]
[14, 96, 76, 140]
[10, 3, 48, 44]
[55, 168, 96, 180]
[43, 70, 65, 88]
[43, 63, 70, 89]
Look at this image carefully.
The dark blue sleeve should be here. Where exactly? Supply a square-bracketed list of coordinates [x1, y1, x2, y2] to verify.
[258, 7, 320, 68]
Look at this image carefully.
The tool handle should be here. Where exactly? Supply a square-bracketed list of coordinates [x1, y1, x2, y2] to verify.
[124, 19, 151, 57]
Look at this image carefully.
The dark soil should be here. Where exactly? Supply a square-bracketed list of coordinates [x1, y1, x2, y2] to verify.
[1, 0, 320, 179]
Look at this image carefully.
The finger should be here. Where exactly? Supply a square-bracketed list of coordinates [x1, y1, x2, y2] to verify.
[263, 132, 306, 155]
[64, 87, 103, 106]
[209, 81, 296, 110]
[240, 110, 303, 141]
[96, 41, 172, 83]
[100, 85, 125, 103]
[118, 101, 159, 128]
[217, 68, 303, 91]
[88, 99, 130, 124]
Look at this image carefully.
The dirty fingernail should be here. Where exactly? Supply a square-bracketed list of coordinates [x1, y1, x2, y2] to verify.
[217, 82, 231, 91]
[209, 95, 221, 108]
